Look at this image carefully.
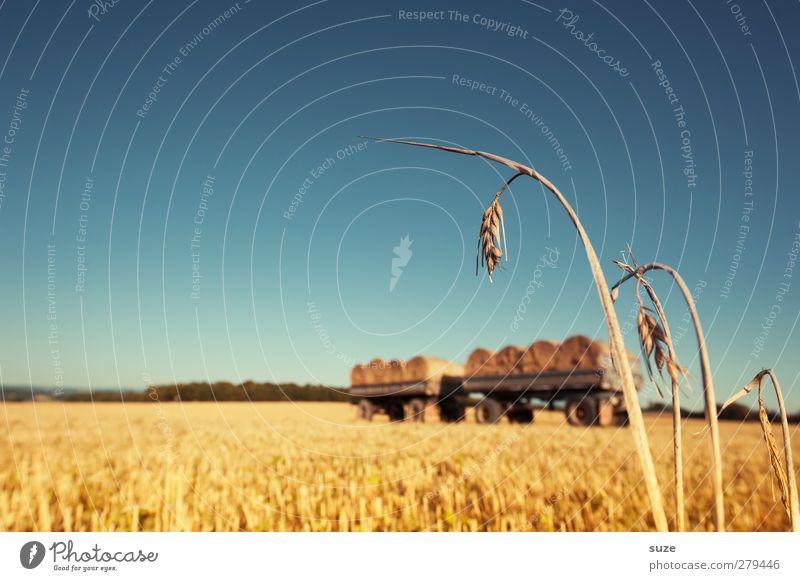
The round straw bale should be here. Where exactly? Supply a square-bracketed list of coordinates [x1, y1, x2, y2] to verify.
[386, 359, 405, 383]
[465, 348, 495, 376]
[350, 364, 366, 386]
[552, 335, 593, 369]
[406, 355, 464, 382]
[489, 345, 527, 374]
[364, 357, 386, 384]
[521, 340, 560, 372]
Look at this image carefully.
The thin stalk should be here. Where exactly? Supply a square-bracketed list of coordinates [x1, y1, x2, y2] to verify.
[612, 262, 725, 531]
[668, 338, 685, 532]
[763, 370, 800, 531]
[366, 136, 669, 531]
[621, 267, 686, 532]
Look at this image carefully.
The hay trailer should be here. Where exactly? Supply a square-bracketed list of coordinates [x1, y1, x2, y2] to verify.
[349, 365, 639, 427]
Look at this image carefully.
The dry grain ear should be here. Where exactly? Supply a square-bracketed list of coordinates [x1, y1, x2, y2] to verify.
[759, 398, 791, 515]
[636, 308, 652, 358]
[478, 197, 505, 281]
[665, 358, 686, 384]
[636, 307, 665, 392]
[724, 370, 792, 517]
[475, 173, 521, 281]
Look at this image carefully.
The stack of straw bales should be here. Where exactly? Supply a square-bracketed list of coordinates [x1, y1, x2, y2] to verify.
[465, 335, 616, 376]
[351, 335, 631, 385]
[351, 356, 463, 386]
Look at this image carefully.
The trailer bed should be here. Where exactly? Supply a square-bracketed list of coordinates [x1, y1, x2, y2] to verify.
[348, 381, 432, 398]
[459, 367, 634, 395]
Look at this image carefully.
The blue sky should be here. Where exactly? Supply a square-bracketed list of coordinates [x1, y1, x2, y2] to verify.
[0, 0, 798, 411]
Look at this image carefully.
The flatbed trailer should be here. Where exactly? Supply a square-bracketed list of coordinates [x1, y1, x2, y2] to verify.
[349, 380, 445, 422]
[349, 365, 640, 426]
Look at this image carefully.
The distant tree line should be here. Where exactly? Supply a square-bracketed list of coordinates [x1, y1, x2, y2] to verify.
[1, 381, 350, 403]
[144, 381, 349, 402]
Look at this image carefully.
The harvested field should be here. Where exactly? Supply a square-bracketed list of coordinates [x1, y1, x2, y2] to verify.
[1, 402, 797, 531]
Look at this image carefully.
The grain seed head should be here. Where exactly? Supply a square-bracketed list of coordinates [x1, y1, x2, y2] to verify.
[721, 370, 791, 516]
[477, 173, 521, 281]
[478, 197, 505, 281]
[617, 254, 687, 397]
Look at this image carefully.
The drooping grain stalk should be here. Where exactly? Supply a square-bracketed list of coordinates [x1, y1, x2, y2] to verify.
[720, 369, 799, 531]
[365, 136, 668, 531]
[611, 261, 725, 532]
[613, 256, 687, 531]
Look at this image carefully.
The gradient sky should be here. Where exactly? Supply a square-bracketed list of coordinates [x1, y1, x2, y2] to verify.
[0, 0, 798, 412]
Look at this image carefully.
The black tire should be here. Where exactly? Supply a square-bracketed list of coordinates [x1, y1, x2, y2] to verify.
[387, 402, 406, 422]
[614, 410, 630, 427]
[475, 398, 504, 424]
[357, 399, 375, 421]
[507, 408, 534, 423]
[439, 402, 466, 423]
[408, 398, 426, 422]
[565, 397, 598, 426]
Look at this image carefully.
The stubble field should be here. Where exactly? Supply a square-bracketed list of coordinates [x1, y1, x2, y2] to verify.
[1, 402, 796, 531]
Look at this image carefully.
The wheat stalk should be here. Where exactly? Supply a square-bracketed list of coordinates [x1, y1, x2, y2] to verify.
[611, 260, 725, 532]
[613, 254, 687, 531]
[720, 369, 799, 531]
[364, 135, 669, 531]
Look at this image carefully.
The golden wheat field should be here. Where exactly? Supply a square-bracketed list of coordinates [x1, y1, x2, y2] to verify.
[1, 402, 797, 532]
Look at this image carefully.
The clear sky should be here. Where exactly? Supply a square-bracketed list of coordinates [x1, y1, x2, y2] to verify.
[0, 0, 798, 412]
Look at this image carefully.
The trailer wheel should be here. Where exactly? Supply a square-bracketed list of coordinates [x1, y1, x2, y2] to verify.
[408, 398, 426, 422]
[440, 402, 466, 423]
[507, 408, 534, 424]
[387, 402, 406, 422]
[565, 397, 598, 426]
[614, 410, 629, 427]
[475, 398, 504, 424]
[357, 399, 375, 421]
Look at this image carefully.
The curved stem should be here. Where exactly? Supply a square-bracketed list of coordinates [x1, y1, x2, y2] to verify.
[496, 172, 525, 198]
[612, 262, 725, 531]
[368, 136, 669, 531]
[764, 370, 800, 530]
